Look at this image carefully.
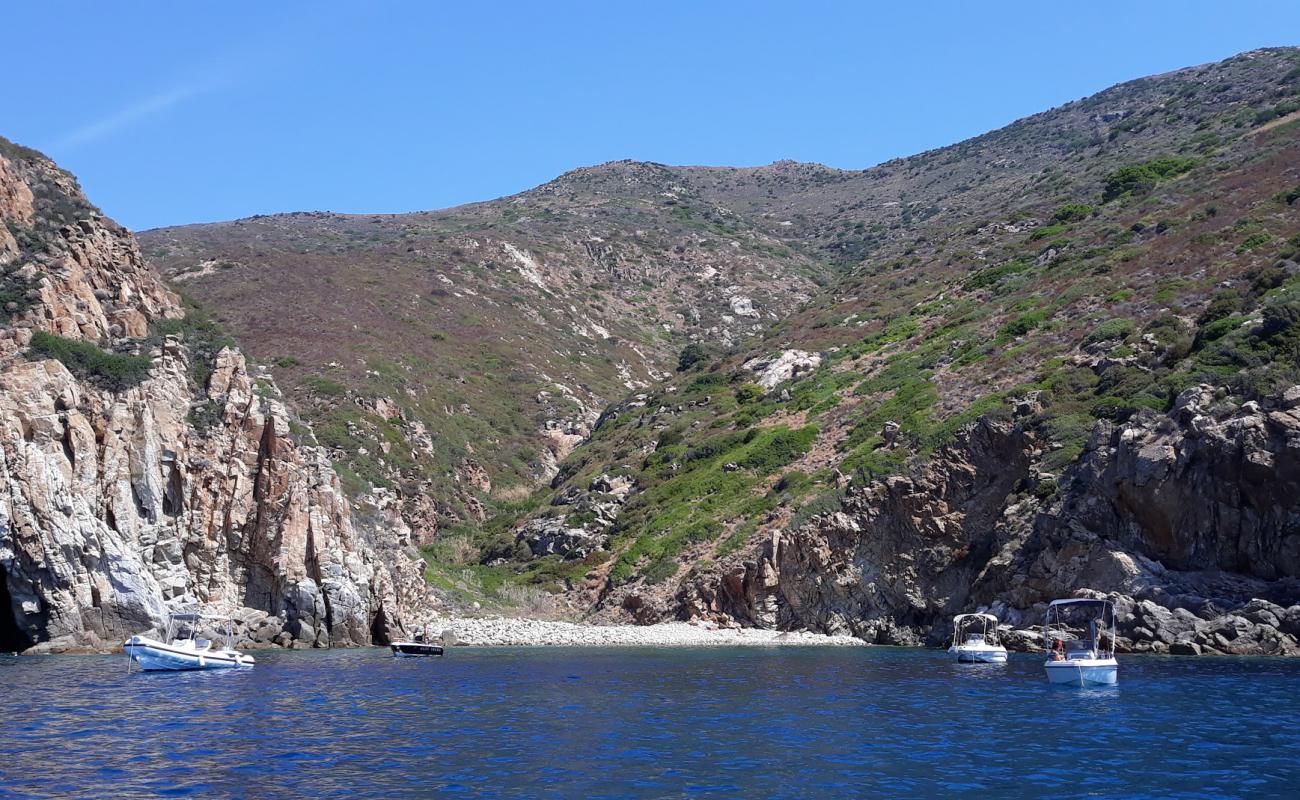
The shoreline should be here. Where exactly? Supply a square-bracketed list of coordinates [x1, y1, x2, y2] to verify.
[430, 616, 865, 648]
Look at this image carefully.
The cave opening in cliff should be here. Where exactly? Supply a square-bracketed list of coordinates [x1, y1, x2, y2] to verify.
[0, 564, 32, 652]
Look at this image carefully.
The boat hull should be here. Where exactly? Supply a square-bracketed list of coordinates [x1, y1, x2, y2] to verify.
[124, 636, 254, 671]
[391, 642, 444, 657]
[951, 645, 1008, 663]
[1044, 658, 1117, 686]
[950, 645, 1008, 663]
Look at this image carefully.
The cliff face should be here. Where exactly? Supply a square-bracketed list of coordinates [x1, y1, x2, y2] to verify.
[670, 389, 1300, 656]
[0, 141, 431, 653]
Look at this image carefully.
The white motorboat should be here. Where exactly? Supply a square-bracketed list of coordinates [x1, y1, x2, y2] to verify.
[1043, 598, 1118, 686]
[391, 641, 445, 657]
[124, 613, 254, 672]
[390, 626, 444, 657]
[947, 612, 1008, 663]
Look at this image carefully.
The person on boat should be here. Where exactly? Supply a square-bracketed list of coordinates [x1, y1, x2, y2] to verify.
[1051, 638, 1065, 661]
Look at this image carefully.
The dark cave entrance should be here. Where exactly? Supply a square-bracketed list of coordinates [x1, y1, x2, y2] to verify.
[0, 564, 32, 652]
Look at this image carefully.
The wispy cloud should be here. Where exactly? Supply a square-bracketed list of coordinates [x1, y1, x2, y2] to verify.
[51, 78, 225, 150]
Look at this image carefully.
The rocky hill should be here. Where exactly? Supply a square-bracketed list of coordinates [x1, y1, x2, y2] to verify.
[487, 49, 1300, 654]
[0, 137, 432, 653]
[138, 48, 1300, 653]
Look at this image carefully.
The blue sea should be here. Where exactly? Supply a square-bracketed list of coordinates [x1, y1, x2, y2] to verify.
[1, 646, 1297, 799]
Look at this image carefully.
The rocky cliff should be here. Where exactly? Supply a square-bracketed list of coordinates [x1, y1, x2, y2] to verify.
[666, 387, 1300, 656]
[0, 139, 431, 653]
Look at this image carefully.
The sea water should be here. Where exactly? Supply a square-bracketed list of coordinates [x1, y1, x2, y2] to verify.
[1, 646, 1297, 798]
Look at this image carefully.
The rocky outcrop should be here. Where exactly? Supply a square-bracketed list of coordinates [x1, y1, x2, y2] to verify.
[976, 384, 1300, 654]
[743, 349, 822, 391]
[770, 419, 1035, 643]
[0, 141, 431, 653]
[515, 472, 635, 559]
[670, 390, 1300, 655]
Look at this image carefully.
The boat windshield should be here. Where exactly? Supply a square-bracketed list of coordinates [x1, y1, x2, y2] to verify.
[1043, 601, 1115, 659]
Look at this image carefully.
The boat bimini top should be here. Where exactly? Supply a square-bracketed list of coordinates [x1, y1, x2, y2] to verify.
[951, 613, 1001, 647]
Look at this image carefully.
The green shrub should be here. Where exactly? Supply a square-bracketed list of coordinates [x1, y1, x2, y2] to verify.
[999, 310, 1049, 339]
[1052, 203, 1095, 223]
[734, 384, 764, 404]
[656, 428, 685, 450]
[682, 430, 747, 463]
[1198, 290, 1246, 324]
[1102, 157, 1198, 202]
[1028, 223, 1068, 242]
[302, 375, 346, 396]
[1236, 233, 1272, 254]
[1034, 478, 1059, 501]
[737, 426, 818, 474]
[0, 265, 36, 319]
[27, 331, 152, 391]
[1082, 318, 1136, 346]
[964, 260, 1030, 291]
[642, 556, 679, 585]
[676, 343, 710, 372]
[1251, 266, 1288, 295]
[686, 372, 727, 392]
[1260, 297, 1300, 359]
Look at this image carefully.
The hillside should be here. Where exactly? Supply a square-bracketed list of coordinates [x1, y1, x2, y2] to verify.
[478, 49, 1300, 653]
[141, 48, 1300, 652]
[141, 167, 830, 534]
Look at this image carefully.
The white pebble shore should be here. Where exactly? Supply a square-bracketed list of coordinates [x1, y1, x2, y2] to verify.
[432, 616, 864, 647]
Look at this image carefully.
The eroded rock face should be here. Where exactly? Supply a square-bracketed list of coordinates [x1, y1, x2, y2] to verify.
[772, 419, 1035, 644]
[672, 392, 1300, 655]
[0, 142, 431, 653]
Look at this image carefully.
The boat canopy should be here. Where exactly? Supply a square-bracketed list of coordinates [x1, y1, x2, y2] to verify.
[168, 611, 236, 622]
[1046, 598, 1113, 609]
[1043, 597, 1117, 659]
[953, 612, 1000, 624]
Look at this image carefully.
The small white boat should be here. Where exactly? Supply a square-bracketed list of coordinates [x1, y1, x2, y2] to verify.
[1043, 598, 1118, 686]
[124, 613, 254, 672]
[947, 612, 1008, 663]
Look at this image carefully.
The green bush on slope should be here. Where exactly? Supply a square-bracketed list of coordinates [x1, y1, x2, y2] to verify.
[27, 331, 152, 392]
[1101, 157, 1199, 202]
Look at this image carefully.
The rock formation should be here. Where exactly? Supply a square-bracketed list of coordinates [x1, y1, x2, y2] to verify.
[0, 141, 431, 653]
[673, 390, 1300, 655]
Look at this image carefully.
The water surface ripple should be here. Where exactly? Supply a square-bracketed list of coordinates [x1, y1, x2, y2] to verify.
[2, 646, 1297, 798]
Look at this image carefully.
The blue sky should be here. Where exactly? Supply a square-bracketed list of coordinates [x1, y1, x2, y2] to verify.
[4, 2, 1298, 231]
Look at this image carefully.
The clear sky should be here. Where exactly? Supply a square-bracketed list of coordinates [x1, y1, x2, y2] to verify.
[3, 2, 1298, 231]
